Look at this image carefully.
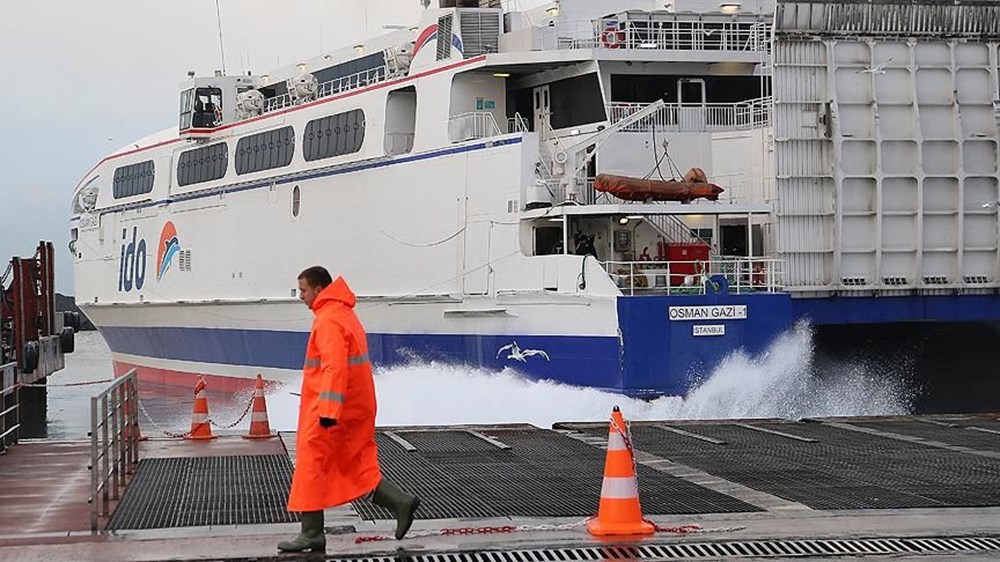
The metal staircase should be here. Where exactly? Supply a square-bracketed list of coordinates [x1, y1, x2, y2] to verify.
[645, 214, 712, 247]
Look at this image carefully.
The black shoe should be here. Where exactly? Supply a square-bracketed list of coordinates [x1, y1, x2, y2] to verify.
[278, 511, 326, 552]
[372, 479, 421, 539]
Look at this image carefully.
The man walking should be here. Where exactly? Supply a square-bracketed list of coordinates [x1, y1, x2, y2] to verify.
[279, 266, 420, 552]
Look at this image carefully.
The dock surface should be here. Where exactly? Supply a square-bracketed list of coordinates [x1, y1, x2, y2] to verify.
[1, 414, 999, 561]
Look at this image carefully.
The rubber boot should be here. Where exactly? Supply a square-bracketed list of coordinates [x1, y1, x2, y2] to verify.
[277, 510, 326, 552]
[372, 479, 421, 539]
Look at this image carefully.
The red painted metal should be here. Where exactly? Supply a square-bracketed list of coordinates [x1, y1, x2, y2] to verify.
[1, 241, 57, 371]
[665, 243, 711, 286]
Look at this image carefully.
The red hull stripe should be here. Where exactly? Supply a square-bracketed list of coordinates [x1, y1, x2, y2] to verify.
[74, 55, 488, 191]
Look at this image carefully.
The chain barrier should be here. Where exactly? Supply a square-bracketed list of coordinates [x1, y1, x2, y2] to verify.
[18, 378, 114, 389]
[134, 392, 255, 438]
[355, 520, 589, 544]
[207, 394, 254, 429]
[353, 519, 745, 545]
[136, 397, 190, 438]
[610, 410, 640, 487]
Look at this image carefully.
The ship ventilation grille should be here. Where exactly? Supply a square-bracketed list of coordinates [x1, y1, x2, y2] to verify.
[964, 275, 989, 284]
[327, 536, 1000, 561]
[459, 9, 501, 57]
[923, 276, 949, 285]
[882, 276, 908, 286]
[178, 249, 192, 272]
[841, 277, 866, 287]
[436, 14, 454, 61]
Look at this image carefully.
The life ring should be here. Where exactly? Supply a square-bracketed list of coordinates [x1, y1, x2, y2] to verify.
[601, 29, 624, 49]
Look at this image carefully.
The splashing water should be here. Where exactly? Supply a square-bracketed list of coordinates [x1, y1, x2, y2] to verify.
[265, 322, 915, 431]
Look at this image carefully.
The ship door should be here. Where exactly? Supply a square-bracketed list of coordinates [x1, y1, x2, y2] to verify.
[677, 78, 706, 130]
[533, 85, 551, 138]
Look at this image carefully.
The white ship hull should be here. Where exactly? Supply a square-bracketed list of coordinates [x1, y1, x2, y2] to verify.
[70, 0, 1000, 397]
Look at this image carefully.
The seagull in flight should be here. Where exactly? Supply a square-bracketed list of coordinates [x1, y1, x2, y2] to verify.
[496, 341, 551, 362]
[857, 57, 894, 75]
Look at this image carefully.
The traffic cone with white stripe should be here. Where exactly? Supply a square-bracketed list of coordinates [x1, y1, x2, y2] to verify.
[185, 377, 217, 441]
[587, 406, 654, 536]
[243, 374, 276, 440]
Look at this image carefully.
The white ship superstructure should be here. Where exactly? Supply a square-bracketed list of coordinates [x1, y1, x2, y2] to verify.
[69, 0, 1000, 396]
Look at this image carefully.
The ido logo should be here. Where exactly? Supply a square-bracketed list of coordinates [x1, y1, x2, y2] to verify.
[118, 227, 147, 292]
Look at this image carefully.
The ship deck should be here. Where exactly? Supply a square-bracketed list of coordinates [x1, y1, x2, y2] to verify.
[1, 414, 999, 561]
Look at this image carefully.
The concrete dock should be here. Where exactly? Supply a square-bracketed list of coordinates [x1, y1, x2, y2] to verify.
[1, 414, 999, 561]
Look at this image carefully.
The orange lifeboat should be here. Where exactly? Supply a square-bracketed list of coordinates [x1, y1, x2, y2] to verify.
[594, 168, 724, 203]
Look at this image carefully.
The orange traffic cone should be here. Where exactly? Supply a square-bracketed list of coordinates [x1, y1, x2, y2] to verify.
[185, 377, 217, 441]
[243, 374, 276, 440]
[587, 406, 654, 537]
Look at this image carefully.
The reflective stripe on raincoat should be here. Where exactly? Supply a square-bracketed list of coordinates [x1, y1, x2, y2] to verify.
[287, 276, 382, 511]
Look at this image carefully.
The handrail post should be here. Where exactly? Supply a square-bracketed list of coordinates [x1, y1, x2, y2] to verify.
[89, 368, 140, 534]
[101, 395, 109, 518]
[90, 395, 98, 533]
[111, 386, 119, 500]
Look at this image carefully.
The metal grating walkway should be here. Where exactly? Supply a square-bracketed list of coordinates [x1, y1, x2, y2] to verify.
[573, 421, 1000, 511]
[322, 536, 1000, 561]
[352, 429, 760, 520]
[106, 455, 298, 530]
[853, 420, 1000, 453]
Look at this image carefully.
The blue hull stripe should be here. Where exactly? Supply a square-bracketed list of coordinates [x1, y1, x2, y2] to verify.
[95, 294, 1000, 395]
[99, 326, 624, 391]
[792, 294, 1000, 325]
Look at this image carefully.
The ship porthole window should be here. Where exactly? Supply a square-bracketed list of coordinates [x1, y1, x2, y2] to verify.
[292, 185, 301, 218]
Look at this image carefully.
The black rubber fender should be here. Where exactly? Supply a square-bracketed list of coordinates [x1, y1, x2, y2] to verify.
[64, 311, 81, 333]
[23, 341, 39, 374]
[60, 327, 76, 354]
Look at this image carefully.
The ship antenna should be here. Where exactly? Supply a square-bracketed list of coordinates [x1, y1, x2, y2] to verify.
[215, 0, 228, 75]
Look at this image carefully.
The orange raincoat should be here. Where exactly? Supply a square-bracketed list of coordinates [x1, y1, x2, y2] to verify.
[287, 277, 382, 512]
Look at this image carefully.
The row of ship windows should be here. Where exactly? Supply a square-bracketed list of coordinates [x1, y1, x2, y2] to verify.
[112, 109, 365, 198]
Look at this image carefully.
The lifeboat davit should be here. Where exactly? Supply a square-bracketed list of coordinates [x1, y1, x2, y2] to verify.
[594, 168, 724, 203]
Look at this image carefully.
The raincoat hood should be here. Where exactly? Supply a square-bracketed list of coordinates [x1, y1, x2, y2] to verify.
[312, 276, 356, 312]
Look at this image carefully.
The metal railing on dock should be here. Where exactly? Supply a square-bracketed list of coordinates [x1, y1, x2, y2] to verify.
[90, 369, 139, 533]
[1, 362, 19, 450]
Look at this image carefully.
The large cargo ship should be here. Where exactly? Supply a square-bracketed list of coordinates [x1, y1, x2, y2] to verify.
[70, 0, 1000, 396]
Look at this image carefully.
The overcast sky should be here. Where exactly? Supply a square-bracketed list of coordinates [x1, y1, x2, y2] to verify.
[0, 0, 433, 293]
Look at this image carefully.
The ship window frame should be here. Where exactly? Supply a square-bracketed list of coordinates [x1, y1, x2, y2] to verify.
[303, 109, 366, 161]
[176, 142, 229, 187]
[235, 125, 295, 175]
[112, 160, 156, 199]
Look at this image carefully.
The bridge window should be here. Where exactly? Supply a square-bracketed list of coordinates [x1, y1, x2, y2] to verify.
[176, 142, 229, 187]
[180, 87, 223, 130]
[303, 109, 365, 161]
[113, 161, 155, 199]
[235, 126, 295, 175]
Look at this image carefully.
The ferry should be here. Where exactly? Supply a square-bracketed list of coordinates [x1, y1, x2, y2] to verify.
[69, 0, 1000, 396]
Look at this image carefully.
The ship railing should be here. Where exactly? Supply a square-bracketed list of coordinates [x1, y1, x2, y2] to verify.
[262, 65, 390, 115]
[89, 368, 139, 533]
[448, 111, 503, 143]
[606, 97, 773, 133]
[603, 257, 785, 296]
[316, 66, 387, 98]
[541, 17, 770, 53]
[1, 362, 18, 451]
[508, 113, 530, 134]
[384, 132, 415, 156]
